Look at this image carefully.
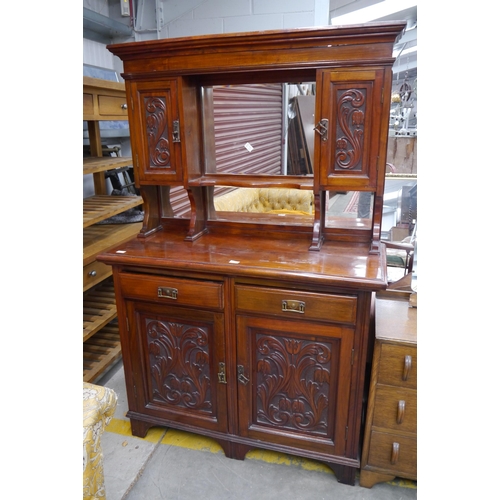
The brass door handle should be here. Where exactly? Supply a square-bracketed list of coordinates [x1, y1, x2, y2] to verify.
[237, 365, 249, 385]
[313, 118, 329, 141]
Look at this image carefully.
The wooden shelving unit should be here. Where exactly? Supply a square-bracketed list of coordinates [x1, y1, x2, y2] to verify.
[83, 76, 142, 382]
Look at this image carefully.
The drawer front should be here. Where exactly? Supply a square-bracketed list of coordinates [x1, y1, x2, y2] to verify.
[98, 95, 128, 117]
[373, 385, 417, 434]
[119, 273, 223, 310]
[83, 93, 94, 116]
[83, 260, 112, 291]
[235, 285, 357, 324]
[367, 430, 417, 478]
[378, 343, 417, 389]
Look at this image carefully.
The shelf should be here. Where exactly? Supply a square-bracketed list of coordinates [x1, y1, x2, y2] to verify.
[83, 320, 122, 383]
[83, 194, 143, 228]
[83, 222, 143, 267]
[83, 278, 117, 342]
[189, 174, 314, 189]
[83, 156, 133, 175]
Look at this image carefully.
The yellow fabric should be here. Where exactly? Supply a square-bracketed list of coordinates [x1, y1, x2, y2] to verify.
[83, 382, 118, 500]
[214, 188, 313, 214]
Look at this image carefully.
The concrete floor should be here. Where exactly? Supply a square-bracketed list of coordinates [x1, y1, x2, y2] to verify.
[98, 362, 417, 500]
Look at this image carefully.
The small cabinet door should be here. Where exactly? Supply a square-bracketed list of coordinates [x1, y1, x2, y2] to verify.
[128, 79, 183, 184]
[124, 300, 228, 434]
[235, 315, 354, 457]
[316, 68, 386, 190]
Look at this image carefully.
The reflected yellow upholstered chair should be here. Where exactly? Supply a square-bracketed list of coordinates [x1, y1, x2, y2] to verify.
[83, 382, 117, 500]
[214, 187, 313, 214]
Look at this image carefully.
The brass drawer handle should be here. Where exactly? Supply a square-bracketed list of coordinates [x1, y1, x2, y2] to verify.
[403, 355, 412, 381]
[397, 400, 406, 424]
[158, 287, 178, 300]
[237, 365, 249, 385]
[391, 442, 400, 465]
[282, 300, 305, 314]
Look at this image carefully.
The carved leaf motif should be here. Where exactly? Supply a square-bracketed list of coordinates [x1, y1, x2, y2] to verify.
[145, 97, 171, 168]
[255, 335, 332, 434]
[146, 319, 212, 412]
[335, 89, 365, 171]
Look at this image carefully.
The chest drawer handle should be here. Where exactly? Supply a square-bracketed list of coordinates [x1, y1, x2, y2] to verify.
[158, 287, 178, 300]
[397, 400, 406, 424]
[403, 355, 412, 381]
[391, 442, 400, 465]
[282, 300, 305, 313]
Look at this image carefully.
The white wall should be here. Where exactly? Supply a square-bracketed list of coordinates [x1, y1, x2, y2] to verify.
[161, 0, 329, 38]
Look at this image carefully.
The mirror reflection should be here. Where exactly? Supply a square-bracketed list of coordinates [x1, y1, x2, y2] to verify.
[202, 83, 315, 176]
[213, 186, 313, 216]
[325, 191, 374, 229]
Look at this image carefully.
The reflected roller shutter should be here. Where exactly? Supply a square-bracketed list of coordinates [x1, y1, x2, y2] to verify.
[212, 84, 284, 175]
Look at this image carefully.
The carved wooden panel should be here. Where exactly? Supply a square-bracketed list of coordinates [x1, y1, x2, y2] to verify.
[129, 79, 183, 183]
[145, 97, 171, 169]
[146, 318, 213, 412]
[318, 69, 384, 190]
[255, 334, 334, 436]
[236, 315, 354, 456]
[334, 89, 366, 172]
[124, 300, 228, 433]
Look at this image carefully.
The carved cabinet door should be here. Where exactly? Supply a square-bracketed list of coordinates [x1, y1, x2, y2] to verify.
[316, 68, 387, 191]
[124, 300, 228, 433]
[235, 315, 354, 457]
[127, 79, 184, 185]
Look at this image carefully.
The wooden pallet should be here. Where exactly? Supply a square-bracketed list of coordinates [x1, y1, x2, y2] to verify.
[83, 278, 117, 342]
[83, 195, 143, 228]
[83, 320, 122, 383]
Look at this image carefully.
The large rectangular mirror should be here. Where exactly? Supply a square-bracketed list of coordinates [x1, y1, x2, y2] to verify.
[201, 82, 316, 177]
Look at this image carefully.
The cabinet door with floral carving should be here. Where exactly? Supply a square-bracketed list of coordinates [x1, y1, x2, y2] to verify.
[316, 68, 388, 191]
[128, 79, 183, 185]
[124, 300, 228, 434]
[236, 315, 354, 457]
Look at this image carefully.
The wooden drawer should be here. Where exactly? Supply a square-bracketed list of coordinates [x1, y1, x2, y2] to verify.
[378, 343, 417, 389]
[119, 273, 224, 310]
[235, 285, 357, 324]
[83, 260, 112, 291]
[98, 95, 128, 117]
[366, 430, 417, 477]
[372, 385, 416, 434]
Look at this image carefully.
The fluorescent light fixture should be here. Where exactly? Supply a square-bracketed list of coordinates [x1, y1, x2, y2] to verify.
[331, 0, 417, 24]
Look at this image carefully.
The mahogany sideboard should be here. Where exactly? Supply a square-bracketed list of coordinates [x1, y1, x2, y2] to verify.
[98, 23, 406, 485]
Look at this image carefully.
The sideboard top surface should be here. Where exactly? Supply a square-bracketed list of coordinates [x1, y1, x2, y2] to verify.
[98, 231, 387, 291]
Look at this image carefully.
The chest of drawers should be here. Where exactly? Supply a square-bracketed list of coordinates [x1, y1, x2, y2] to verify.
[359, 296, 417, 488]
